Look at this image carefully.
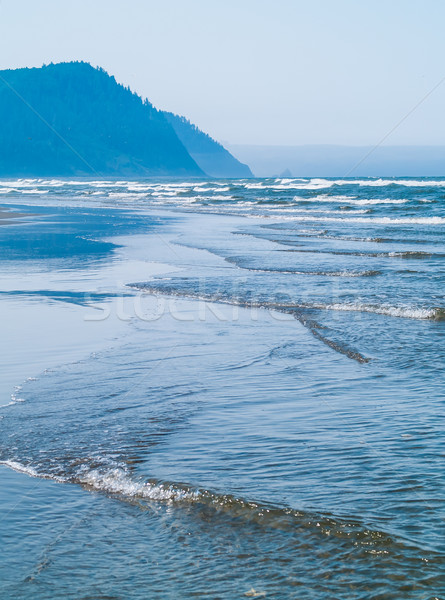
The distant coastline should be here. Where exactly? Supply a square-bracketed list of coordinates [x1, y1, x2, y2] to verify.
[228, 144, 445, 177]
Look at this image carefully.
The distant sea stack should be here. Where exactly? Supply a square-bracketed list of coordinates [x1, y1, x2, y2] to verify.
[0, 61, 252, 178]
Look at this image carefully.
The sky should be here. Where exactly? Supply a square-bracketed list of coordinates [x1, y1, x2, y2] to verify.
[0, 0, 444, 147]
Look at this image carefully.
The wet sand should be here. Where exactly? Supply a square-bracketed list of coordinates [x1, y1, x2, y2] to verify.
[0, 209, 32, 223]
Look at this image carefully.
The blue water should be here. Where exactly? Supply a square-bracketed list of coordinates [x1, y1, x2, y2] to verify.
[0, 177, 444, 599]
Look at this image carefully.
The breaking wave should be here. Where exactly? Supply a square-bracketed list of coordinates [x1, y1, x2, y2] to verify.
[132, 283, 445, 321]
[3, 458, 440, 558]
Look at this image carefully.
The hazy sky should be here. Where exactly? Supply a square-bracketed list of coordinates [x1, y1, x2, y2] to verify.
[1, 0, 444, 146]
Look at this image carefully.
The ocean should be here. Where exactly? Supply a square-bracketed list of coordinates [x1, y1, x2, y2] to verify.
[0, 177, 444, 599]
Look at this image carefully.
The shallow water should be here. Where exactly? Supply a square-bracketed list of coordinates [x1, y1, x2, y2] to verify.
[0, 178, 444, 599]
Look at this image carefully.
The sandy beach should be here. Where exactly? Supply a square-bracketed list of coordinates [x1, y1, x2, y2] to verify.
[1, 184, 444, 599]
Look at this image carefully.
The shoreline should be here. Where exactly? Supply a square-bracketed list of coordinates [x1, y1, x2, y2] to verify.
[0, 209, 33, 223]
[0, 188, 443, 598]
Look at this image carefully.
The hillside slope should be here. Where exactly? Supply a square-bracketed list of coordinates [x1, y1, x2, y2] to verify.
[164, 112, 252, 178]
[0, 62, 203, 177]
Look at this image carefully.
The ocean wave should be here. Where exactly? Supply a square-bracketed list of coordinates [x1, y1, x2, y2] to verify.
[303, 195, 408, 206]
[107, 192, 143, 200]
[193, 186, 232, 192]
[330, 178, 445, 188]
[0, 459, 427, 552]
[387, 251, 433, 258]
[316, 303, 445, 320]
[79, 467, 200, 501]
[0, 459, 64, 482]
[0, 401, 18, 409]
[0, 187, 48, 195]
[269, 178, 445, 189]
[223, 260, 382, 277]
[151, 191, 180, 197]
[132, 284, 445, 321]
[258, 206, 369, 215]
[261, 226, 442, 246]
[2, 177, 445, 194]
[255, 214, 445, 225]
[10, 384, 25, 403]
[280, 247, 439, 259]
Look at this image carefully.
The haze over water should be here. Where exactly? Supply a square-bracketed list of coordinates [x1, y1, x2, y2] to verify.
[0, 177, 444, 599]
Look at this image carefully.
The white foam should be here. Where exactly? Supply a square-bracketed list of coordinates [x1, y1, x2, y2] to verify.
[107, 192, 143, 200]
[151, 191, 179, 197]
[10, 385, 24, 403]
[78, 468, 200, 502]
[251, 269, 379, 277]
[329, 178, 445, 188]
[244, 178, 445, 191]
[305, 195, 407, 205]
[254, 214, 445, 225]
[316, 302, 440, 320]
[126, 185, 157, 192]
[348, 198, 407, 205]
[244, 182, 266, 189]
[0, 460, 200, 500]
[354, 179, 445, 187]
[1, 460, 38, 476]
[0, 187, 47, 194]
[0, 459, 52, 479]
[271, 178, 335, 190]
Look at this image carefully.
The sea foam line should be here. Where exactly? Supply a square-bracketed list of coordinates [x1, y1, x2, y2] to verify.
[132, 284, 445, 321]
[254, 214, 445, 225]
